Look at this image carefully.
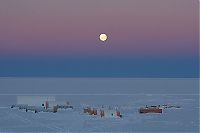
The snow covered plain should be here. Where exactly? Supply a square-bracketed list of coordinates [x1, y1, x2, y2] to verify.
[0, 78, 199, 132]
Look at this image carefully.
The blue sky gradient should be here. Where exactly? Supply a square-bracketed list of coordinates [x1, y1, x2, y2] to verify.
[0, 55, 198, 77]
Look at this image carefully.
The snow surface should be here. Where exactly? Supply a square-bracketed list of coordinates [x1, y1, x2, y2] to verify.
[0, 78, 199, 132]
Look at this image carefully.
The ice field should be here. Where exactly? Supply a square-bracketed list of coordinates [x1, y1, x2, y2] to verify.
[0, 78, 199, 132]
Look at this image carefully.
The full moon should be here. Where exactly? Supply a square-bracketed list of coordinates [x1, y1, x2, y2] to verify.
[99, 34, 108, 42]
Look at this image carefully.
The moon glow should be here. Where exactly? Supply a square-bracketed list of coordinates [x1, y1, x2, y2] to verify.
[99, 34, 108, 42]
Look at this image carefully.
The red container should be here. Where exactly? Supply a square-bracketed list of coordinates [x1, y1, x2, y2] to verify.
[139, 107, 162, 113]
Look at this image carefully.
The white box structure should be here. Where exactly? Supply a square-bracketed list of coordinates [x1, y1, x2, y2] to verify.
[17, 96, 56, 107]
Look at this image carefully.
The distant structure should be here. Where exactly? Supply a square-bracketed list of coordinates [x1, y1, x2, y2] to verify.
[83, 106, 122, 118]
[17, 96, 56, 108]
[11, 96, 73, 113]
[139, 105, 162, 113]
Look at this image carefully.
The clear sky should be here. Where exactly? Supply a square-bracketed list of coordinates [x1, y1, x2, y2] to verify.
[0, 0, 199, 77]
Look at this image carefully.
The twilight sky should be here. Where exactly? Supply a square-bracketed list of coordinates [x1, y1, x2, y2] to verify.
[0, 0, 199, 77]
